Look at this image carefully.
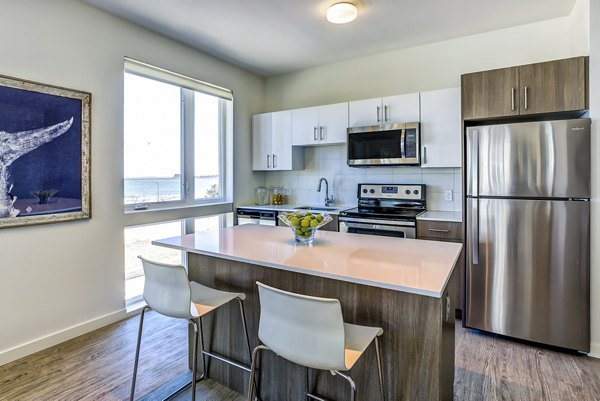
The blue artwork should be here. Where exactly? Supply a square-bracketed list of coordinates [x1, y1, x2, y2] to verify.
[0, 75, 91, 228]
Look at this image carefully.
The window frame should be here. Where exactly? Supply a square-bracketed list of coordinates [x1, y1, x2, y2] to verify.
[123, 59, 232, 213]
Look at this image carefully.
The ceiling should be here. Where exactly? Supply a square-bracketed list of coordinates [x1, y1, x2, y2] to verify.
[82, 0, 576, 77]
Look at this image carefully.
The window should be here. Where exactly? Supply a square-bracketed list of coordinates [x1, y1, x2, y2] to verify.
[124, 213, 233, 305]
[123, 58, 232, 210]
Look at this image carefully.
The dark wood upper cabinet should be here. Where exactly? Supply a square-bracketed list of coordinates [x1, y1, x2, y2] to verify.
[519, 57, 588, 115]
[462, 56, 588, 120]
[462, 67, 519, 120]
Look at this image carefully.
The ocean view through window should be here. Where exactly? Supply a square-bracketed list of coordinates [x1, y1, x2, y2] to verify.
[123, 59, 231, 209]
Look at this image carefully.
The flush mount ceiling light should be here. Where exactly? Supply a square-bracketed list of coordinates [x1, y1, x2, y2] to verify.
[326, 2, 358, 24]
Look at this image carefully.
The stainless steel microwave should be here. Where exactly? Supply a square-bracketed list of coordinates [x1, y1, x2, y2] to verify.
[347, 122, 420, 166]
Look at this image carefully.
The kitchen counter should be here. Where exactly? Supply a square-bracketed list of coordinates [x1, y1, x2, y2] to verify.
[154, 224, 461, 298]
[236, 204, 354, 215]
[418, 210, 463, 223]
[153, 224, 458, 400]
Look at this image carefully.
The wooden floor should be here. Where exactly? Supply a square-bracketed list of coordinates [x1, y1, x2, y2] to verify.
[1, 311, 599, 401]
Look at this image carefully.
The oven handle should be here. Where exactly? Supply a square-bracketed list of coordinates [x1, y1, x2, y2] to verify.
[340, 221, 415, 233]
[338, 216, 415, 227]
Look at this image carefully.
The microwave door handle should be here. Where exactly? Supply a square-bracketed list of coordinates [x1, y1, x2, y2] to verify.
[400, 129, 406, 158]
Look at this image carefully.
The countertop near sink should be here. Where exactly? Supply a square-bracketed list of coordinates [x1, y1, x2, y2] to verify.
[236, 204, 354, 215]
[417, 210, 462, 223]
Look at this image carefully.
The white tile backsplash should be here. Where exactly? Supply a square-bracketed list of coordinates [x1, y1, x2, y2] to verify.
[422, 173, 455, 193]
[264, 145, 462, 211]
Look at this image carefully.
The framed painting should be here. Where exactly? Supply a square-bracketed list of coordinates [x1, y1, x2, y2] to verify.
[0, 74, 91, 228]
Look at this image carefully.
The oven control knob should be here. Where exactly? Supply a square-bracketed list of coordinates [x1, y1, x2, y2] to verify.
[405, 189, 411, 195]
[413, 190, 419, 195]
[362, 189, 368, 194]
[369, 189, 375, 194]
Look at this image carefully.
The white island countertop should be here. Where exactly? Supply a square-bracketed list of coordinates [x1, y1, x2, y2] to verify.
[154, 225, 462, 298]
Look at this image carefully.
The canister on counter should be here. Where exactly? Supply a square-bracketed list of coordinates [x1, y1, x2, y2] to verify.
[272, 186, 286, 205]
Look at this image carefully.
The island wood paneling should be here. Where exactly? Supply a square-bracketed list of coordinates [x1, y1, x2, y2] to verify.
[187, 253, 456, 401]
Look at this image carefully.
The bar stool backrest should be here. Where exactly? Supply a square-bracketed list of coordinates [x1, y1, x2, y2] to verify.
[139, 256, 193, 319]
[256, 281, 347, 371]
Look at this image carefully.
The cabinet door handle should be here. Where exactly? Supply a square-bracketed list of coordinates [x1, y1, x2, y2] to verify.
[273, 154, 277, 168]
[524, 86, 528, 110]
[376, 106, 381, 122]
[511, 88, 515, 111]
[423, 146, 427, 164]
[319, 126, 324, 140]
[266, 154, 271, 168]
[428, 228, 451, 233]
[313, 126, 318, 141]
[384, 105, 389, 121]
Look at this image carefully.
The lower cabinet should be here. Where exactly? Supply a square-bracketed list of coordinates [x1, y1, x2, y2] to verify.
[417, 219, 465, 315]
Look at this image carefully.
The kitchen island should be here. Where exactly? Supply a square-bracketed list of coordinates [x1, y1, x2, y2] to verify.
[154, 224, 462, 401]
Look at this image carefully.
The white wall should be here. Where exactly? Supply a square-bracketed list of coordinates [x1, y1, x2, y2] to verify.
[588, 0, 600, 358]
[570, 0, 590, 56]
[264, 16, 576, 111]
[0, 0, 264, 364]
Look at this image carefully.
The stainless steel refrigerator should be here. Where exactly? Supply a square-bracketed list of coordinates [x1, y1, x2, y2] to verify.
[465, 119, 590, 352]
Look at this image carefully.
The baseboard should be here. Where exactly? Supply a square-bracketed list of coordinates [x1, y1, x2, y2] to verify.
[590, 342, 600, 359]
[0, 308, 130, 367]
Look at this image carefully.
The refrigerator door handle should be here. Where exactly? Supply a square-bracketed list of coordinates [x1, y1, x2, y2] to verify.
[472, 129, 479, 196]
[471, 198, 479, 265]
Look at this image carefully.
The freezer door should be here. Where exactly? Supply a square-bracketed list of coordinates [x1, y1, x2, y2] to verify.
[469, 119, 590, 198]
[465, 198, 590, 352]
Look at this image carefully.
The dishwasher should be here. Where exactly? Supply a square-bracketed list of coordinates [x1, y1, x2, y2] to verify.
[236, 208, 277, 226]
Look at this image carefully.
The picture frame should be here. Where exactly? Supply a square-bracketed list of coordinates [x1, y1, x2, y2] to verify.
[0, 74, 91, 229]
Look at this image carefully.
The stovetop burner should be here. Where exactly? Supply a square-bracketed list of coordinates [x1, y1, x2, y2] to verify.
[340, 207, 423, 220]
[339, 183, 426, 221]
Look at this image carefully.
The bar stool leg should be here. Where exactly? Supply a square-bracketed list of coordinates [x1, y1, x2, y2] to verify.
[190, 319, 200, 401]
[130, 306, 150, 401]
[247, 345, 270, 401]
[375, 337, 386, 401]
[238, 298, 253, 363]
[333, 371, 356, 401]
[197, 317, 208, 379]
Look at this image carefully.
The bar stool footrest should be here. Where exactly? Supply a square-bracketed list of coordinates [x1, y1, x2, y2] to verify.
[202, 350, 251, 372]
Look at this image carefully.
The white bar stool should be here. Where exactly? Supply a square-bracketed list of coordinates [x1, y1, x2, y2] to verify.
[247, 282, 385, 401]
[130, 256, 253, 401]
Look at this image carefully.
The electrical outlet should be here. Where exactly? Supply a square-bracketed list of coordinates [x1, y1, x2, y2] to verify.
[444, 190, 453, 202]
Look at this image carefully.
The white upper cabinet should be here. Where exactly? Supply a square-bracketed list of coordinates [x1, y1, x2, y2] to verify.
[419, 87, 461, 168]
[348, 93, 420, 127]
[252, 110, 304, 171]
[292, 102, 348, 146]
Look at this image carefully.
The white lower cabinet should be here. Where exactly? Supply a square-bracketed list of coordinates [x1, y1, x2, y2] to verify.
[252, 110, 304, 171]
[292, 102, 348, 146]
[419, 87, 461, 168]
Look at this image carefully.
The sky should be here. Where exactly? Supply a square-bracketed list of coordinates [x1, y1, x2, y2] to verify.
[123, 73, 220, 179]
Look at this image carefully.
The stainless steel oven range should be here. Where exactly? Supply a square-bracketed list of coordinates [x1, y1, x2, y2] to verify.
[339, 184, 425, 238]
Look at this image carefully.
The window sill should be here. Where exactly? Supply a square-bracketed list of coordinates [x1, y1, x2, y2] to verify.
[124, 200, 231, 214]
[123, 202, 233, 227]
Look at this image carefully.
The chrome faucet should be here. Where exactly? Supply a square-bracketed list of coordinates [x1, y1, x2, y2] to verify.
[317, 177, 334, 207]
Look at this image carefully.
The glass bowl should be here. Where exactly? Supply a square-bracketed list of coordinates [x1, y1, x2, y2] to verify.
[277, 210, 333, 245]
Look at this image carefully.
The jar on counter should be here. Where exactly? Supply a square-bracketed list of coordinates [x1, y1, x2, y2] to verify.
[255, 187, 269, 205]
[272, 186, 286, 205]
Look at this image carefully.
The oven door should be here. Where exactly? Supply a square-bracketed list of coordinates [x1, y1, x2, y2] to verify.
[339, 217, 416, 238]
